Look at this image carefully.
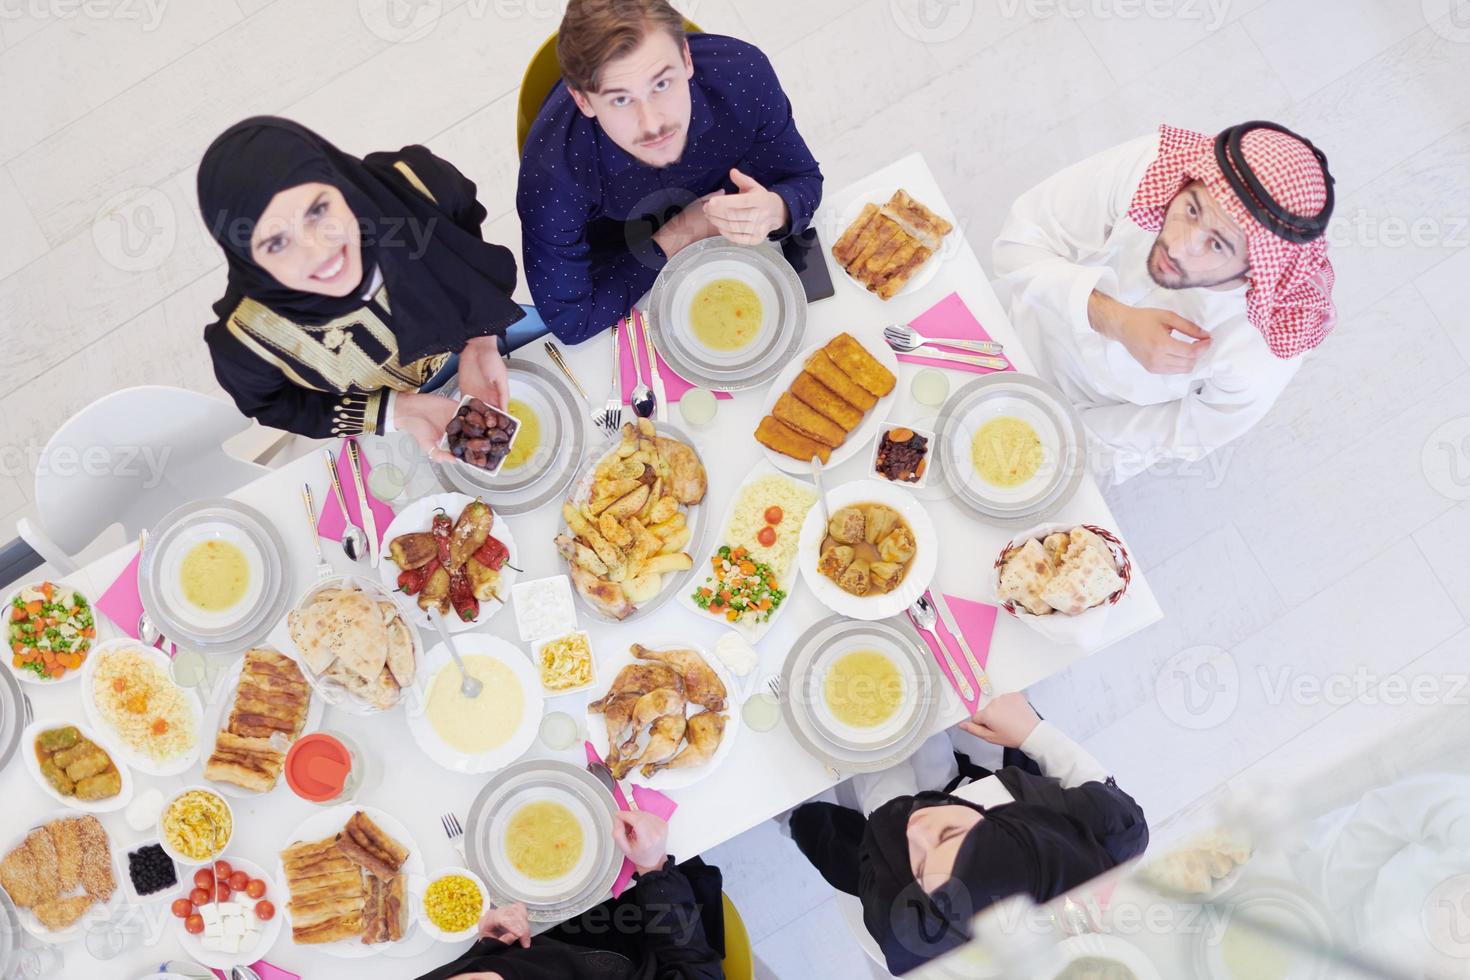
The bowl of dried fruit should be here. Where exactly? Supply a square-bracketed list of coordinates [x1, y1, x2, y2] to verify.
[872, 423, 933, 489]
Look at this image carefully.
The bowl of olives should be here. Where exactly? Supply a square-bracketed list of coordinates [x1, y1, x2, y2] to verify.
[442, 396, 522, 476]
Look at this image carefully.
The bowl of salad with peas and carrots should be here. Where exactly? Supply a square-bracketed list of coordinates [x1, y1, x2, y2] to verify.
[7, 581, 97, 684]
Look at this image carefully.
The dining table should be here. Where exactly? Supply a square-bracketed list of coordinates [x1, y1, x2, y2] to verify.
[7, 151, 1161, 980]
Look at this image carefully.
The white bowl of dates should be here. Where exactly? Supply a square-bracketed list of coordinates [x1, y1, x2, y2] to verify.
[443, 396, 522, 477]
[872, 424, 933, 488]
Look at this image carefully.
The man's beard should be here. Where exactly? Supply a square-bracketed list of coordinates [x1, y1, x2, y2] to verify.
[1147, 239, 1247, 290]
[633, 125, 684, 168]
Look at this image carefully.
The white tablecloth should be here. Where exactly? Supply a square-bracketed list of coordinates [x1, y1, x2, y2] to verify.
[10, 152, 1160, 980]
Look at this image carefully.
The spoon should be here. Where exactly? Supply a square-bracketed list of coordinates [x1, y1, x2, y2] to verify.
[627, 317, 656, 420]
[587, 760, 640, 812]
[428, 607, 482, 699]
[134, 530, 166, 651]
[322, 449, 368, 563]
[906, 596, 975, 703]
[232, 965, 263, 980]
[809, 455, 829, 532]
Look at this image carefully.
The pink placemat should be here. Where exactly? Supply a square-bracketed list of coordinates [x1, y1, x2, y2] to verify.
[316, 438, 394, 547]
[619, 310, 734, 403]
[210, 963, 299, 980]
[914, 592, 998, 714]
[900, 292, 1016, 375]
[97, 550, 144, 639]
[585, 741, 678, 898]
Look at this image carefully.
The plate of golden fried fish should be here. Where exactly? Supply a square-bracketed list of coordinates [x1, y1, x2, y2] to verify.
[585, 641, 738, 792]
[0, 811, 119, 941]
[755, 329, 899, 473]
[278, 806, 421, 956]
[830, 187, 954, 300]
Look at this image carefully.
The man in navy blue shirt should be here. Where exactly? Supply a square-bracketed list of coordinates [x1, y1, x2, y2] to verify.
[517, 0, 824, 344]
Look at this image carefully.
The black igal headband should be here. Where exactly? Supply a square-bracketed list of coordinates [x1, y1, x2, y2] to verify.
[1214, 121, 1335, 244]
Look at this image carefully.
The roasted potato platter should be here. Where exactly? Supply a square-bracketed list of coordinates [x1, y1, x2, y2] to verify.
[555, 419, 707, 621]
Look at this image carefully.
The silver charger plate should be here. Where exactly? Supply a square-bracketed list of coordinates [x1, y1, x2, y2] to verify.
[935, 373, 1087, 527]
[645, 237, 808, 391]
[780, 616, 943, 773]
[432, 362, 589, 516]
[0, 668, 22, 772]
[0, 888, 17, 979]
[139, 499, 293, 656]
[464, 759, 623, 924]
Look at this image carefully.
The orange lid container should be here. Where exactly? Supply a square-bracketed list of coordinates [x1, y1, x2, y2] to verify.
[284, 733, 354, 803]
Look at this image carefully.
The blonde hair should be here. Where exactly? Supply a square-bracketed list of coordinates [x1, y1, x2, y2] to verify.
[558, 0, 688, 93]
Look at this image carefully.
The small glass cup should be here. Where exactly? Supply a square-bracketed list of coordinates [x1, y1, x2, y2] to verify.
[168, 647, 207, 690]
[911, 369, 950, 407]
[368, 462, 406, 503]
[10, 941, 62, 980]
[539, 711, 582, 751]
[741, 692, 781, 733]
[679, 388, 718, 427]
[83, 912, 142, 960]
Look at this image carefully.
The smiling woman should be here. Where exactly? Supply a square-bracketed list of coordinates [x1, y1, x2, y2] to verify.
[196, 117, 526, 452]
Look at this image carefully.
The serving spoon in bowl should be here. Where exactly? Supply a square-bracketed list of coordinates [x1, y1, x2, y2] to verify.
[428, 607, 482, 699]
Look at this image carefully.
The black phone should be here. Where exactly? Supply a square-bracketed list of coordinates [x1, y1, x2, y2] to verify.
[781, 226, 835, 303]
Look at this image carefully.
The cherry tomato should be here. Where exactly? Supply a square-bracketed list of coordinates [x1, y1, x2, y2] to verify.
[254, 900, 275, 921]
[756, 525, 777, 547]
[193, 868, 213, 890]
[245, 879, 266, 899]
[189, 888, 210, 907]
[184, 914, 205, 935]
[213, 860, 233, 880]
[171, 898, 193, 919]
[228, 870, 250, 892]
[214, 882, 232, 903]
[764, 506, 783, 525]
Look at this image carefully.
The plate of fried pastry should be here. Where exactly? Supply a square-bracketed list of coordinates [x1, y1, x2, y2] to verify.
[755, 329, 899, 474]
[278, 806, 422, 956]
[829, 187, 954, 300]
[0, 811, 119, 942]
[201, 647, 318, 796]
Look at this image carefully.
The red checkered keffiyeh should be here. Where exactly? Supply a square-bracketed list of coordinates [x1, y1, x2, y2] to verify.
[1127, 124, 1336, 359]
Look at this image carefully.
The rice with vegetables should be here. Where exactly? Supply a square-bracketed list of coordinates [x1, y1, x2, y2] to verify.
[722, 476, 815, 575]
[92, 648, 195, 760]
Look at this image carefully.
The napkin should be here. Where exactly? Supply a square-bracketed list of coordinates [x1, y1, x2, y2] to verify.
[97, 549, 144, 639]
[914, 593, 998, 713]
[210, 963, 299, 980]
[584, 741, 678, 898]
[899, 292, 1016, 374]
[619, 311, 734, 404]
[316, 437, 394, 548]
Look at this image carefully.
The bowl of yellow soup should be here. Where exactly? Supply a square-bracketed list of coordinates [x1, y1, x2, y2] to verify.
[810, 637, 919, 750]
[404, 636, 545, 774]
[489, 787, 597, 900]
[158, 523, 265, 631]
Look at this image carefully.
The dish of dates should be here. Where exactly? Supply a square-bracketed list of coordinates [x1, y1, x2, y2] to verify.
[444, 397, 521, 474]
[874, 426, 930, 485]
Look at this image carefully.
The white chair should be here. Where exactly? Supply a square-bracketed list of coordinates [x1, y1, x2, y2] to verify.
[836, 893, 892, 974]
[15, 386, 279, 574]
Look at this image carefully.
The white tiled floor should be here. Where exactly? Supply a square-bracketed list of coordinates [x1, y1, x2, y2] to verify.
[3, 1, 1468, 976]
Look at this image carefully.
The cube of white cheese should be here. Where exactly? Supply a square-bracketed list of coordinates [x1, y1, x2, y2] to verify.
[223, 917, 245, 943]
[200, 904, 221, 928]
[201, 935, 226, 952]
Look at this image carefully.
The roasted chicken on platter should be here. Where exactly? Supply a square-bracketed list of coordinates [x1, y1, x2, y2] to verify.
[588, 643, 729, 780]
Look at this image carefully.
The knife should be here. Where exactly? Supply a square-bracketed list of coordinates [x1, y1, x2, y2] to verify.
[637, 308, 669, 423]
[911, 348, 1010, 371]
[906, 607, 974, 704]
[929, 590, 994, 697]
[345, 440, 379, 565]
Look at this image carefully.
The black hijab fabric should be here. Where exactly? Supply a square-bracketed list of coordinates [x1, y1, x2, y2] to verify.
[197, 116, 523, 359]
[414, 939, 633, 980]
[860, 788, 1127, 975]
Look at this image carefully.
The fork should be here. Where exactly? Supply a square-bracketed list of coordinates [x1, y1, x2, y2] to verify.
[767, 677, 841, 781]
[597, 320, 626, 438]
[441, 811, 466, 862]
[300, 484, 332, 581]
[883, 322, 1005, 357]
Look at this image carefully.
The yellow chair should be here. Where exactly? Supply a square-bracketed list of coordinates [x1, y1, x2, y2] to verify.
[515, 18, 703, 155]
[721, 891, 755, 980]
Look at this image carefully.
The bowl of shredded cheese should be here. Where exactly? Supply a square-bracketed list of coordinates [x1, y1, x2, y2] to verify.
[421, 867, 487, 941]
[533, 631, 597, 696]
[158, 786, 233, 866]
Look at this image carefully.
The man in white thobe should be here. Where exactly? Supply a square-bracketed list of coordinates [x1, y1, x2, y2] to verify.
[993, 122, 1337, 486]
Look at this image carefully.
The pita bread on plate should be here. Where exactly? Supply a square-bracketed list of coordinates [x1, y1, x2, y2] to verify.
[997, 538, 1055, 616]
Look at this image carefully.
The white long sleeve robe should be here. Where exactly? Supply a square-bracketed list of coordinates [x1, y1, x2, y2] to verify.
[992, 135, 1304, 486]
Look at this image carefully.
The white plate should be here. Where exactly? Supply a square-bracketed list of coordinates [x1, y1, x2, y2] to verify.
[377, 493, 521, 633]
[21, 717, 134, 813]
[114, 837, 180, 905]
[486, 784, 602, 902]
[80, 639, 202, 777]
[403, 636, 545, 774]
[158, 785, 235, 867]
[945, 393, 1064, 506]
[585, 638, 741, 792]
[3, 579, 97, 688]
[197, 649, 324, 798]
[1194, 880, 1333, 980]
[670, 257, 781, 366]
[175, 855, 284, 969]
[157, 521, 268, 633]
[0, 808, 124, 944]
[797, 479, 938, 621]
[823, 181, 955, 300]
[676, 461, 817, 643]
[1049, 934, 1163, 980]
[415, 866, 488, 943]
[277, 804, 425, 958]
[808, 635, 920, 751]
[757, 325, 901, 476]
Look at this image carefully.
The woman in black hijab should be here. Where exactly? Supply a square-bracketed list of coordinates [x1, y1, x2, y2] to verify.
[416, 811, 725, 980]
[198, 116, 527, 450]
[790, 694, 1148, 974]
